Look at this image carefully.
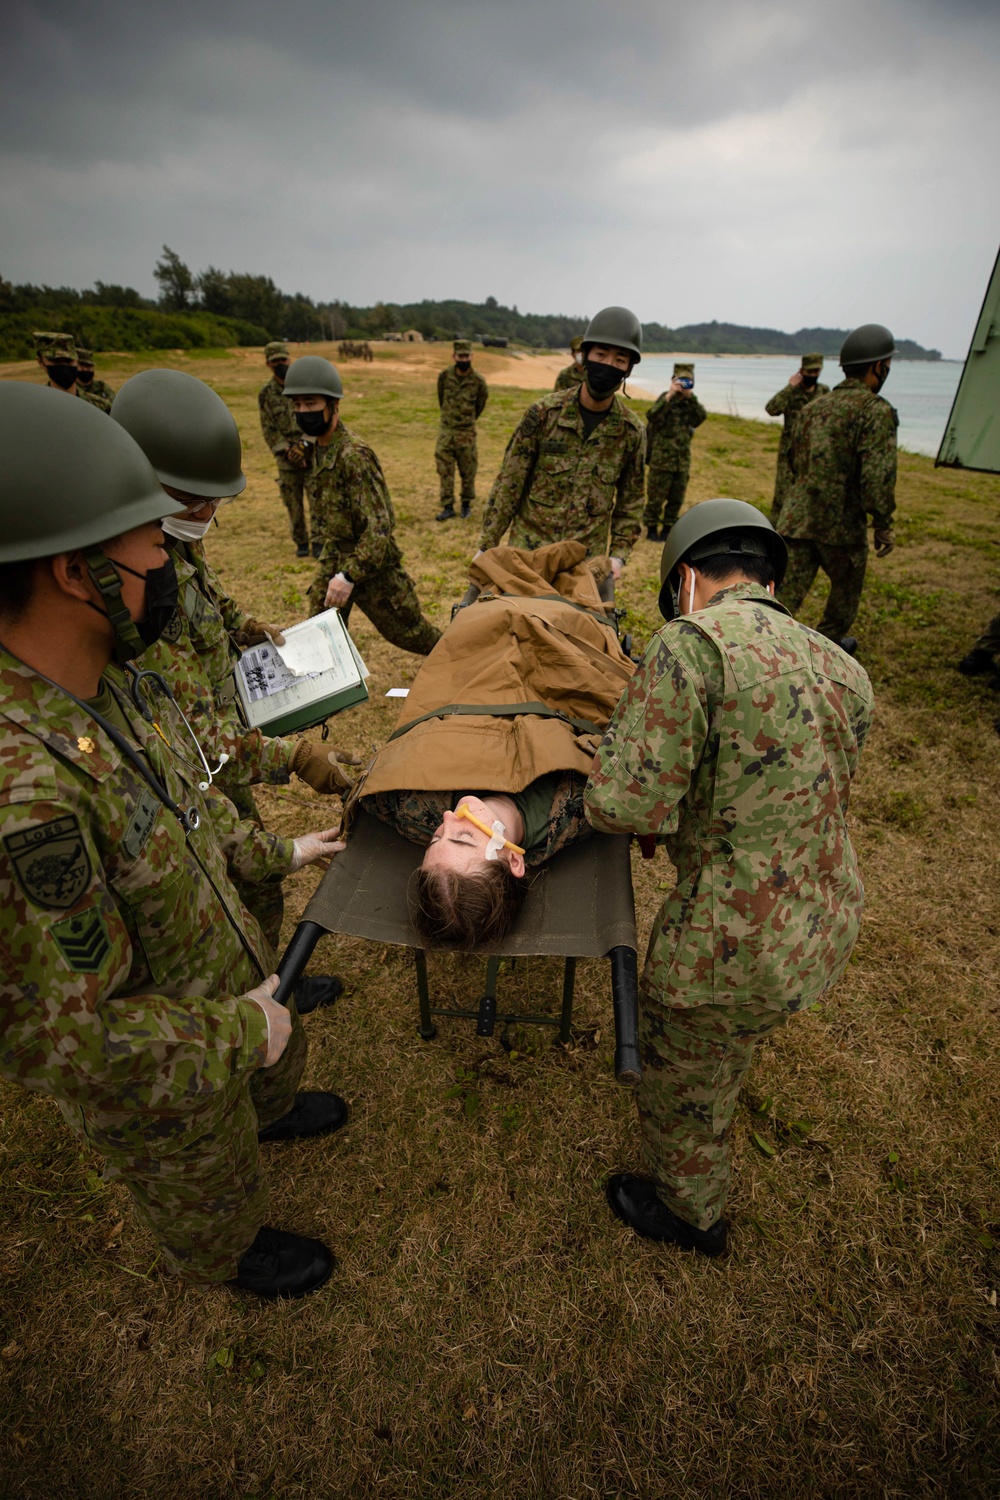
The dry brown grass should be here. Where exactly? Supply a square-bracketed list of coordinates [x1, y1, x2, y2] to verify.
[1, 345, 998, 1498]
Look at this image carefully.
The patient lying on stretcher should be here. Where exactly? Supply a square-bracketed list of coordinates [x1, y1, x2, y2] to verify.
[346, 541, 636, 949]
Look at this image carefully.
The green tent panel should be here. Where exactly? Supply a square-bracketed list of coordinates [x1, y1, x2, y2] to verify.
[936, 246, 1000, 474]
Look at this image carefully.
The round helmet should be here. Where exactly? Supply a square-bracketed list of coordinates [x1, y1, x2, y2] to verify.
[282, 355, 344, 400]
[0, 383, 185, 563]
[111, 369, 247, 499]
[839, 323, 897, 368]
[658, 498, 787, 621]
[581, 306, 642, 364]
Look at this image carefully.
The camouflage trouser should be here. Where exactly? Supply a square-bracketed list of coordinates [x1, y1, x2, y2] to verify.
[636, 995, 795, 1230]
[770, 452, 794, 527]
[58, 1003, 307, 1283]
[643, 465, 689, 533]
[778, 539, 869, 641]
[221, 780, 285, 950]
[435, 427, 478, 504]
[972, 610, 1000, 658]
[309, 561, 441, 656]
[276, 462, 309, 548]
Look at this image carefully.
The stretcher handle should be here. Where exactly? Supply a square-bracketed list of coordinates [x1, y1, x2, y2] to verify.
[273, 920, 326, 1007]
[609, 945, 641, 1086]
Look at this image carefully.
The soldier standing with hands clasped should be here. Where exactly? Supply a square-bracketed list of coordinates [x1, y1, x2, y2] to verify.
[764, 353, 829, 525]
[477, 306, 646, 586]
[642, 362, 707, 543]
[778, 324, 898, 655]
[0, 384, 348, 1299]
[258, 340, 314, 557]
[585, 499, 873, 1256]
[435, 339, 489, 522]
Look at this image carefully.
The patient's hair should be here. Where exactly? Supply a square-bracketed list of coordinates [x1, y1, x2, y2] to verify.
[410, 860, 529, 951]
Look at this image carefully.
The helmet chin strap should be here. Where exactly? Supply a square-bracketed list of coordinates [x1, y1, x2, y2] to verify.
[82, 547, 146, 665]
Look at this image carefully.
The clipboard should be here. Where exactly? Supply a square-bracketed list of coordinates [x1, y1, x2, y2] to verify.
[232, 608, 369, 737]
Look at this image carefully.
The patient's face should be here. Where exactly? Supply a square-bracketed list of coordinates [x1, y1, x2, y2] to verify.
[423, 797, 519, 877]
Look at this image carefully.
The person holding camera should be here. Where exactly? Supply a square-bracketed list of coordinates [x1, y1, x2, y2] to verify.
[642, 362, 707, 542]
[765, 354, 829, 525]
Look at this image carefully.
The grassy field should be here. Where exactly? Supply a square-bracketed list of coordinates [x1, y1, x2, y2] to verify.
[1, 344, 998, 1498]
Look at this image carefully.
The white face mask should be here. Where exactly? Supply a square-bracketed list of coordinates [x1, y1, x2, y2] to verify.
[162, 513, 213, 542]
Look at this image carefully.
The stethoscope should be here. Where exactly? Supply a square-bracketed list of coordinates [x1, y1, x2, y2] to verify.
[123, 664, 229, 793]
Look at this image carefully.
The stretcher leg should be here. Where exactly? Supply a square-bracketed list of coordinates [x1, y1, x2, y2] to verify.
[476, 955, 501, 1036]
[274, 920, 326, 1007]
[560, 957, 576, 1044]
[414, 949, 437, 1039]
[610, 945, 641, 1085]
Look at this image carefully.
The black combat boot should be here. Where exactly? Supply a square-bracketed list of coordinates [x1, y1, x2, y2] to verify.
[606, 1173, 728, 1257]
[646, 526, 661, 543]
[460, 501, 472, 519]
[257, 1091, 348, 1143]
[292, 975, 343, 1015]
[436, 504, 456, 522]
[295, 543, 310, 558]
[957, 647, 995, 676]
[838, 636, 858, 657]
[230, 1226, 334, 1299]
[311, 540, 323, 557]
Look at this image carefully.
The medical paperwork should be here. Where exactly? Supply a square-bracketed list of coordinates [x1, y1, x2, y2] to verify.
[233, 608, 370, 736]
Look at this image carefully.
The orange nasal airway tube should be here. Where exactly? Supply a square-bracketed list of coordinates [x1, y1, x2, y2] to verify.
[455, 802, 526, 854]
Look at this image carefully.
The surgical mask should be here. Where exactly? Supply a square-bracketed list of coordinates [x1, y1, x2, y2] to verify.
[584, 359, 625, 398]
[136, 556, 180, 647]
[47, 364, 78, 389]
[295, 408, 330, 437]
[162, 512, 214, 542]
[271, 363, 289, 381]
[455, 359, 472, 372]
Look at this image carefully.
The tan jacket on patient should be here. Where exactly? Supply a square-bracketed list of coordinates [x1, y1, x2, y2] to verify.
[354, 540, 635, 800]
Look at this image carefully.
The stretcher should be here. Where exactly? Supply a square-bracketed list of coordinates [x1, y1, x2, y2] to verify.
[275, 809, 641, 1084]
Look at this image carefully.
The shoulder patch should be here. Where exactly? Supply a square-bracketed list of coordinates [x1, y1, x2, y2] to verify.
[50, 907, 111, 973]
[161, 608, 183, 644]
[3, 814, 92, 909]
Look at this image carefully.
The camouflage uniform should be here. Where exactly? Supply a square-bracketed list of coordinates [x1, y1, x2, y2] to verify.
[137, 538, 297, 945]
[306, 423, 440, 654]
[76, 348, 116, 409]
[554, 361, 586, 391]
[585, 585, 873, 1229]
[778, 378, 898, 641]
[36, 332, 112, 413]
[0, 648, 307, 1284]
[258, 372, 309, 549]
[764, 373, 829, 523]
[478, 388, 646, 561]
[435, 364, 489, 506]
[643, 386, 707, 536]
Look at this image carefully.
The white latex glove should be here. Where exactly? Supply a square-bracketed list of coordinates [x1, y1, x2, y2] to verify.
[610, 557, 624, 582]
[245, 973, 291, 1067]
[324, 573, 354, 609]
[290, 827, 346, 872]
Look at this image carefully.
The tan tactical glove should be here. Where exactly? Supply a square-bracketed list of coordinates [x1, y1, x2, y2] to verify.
[284, 442, 310, 470]
[289, 739, 362, 795]
[235, 619, 286, 648]
[873, 527, 895, 558]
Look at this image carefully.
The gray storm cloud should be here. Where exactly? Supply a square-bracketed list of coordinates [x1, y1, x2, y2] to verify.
[2, 0, 997, 353]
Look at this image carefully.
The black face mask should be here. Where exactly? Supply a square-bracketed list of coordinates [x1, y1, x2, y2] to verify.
[271, 363, 289, 381]
[77, 369, 94, 385]
[85, 553, 179, 658]
[872, 362, 890, 393]
[801, 374, 819, 388]
[47, 364, 78, 389]
[584, 359, 625, 398]
[455, 359, 472, 372]
[295, 408, 331, 437]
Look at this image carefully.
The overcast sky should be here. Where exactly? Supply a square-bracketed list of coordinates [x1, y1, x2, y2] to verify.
[2, 0, 997, 355]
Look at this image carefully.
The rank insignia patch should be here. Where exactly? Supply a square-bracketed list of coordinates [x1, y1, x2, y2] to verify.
[50, 908, 111, 973]
[3, 814, 92, 910]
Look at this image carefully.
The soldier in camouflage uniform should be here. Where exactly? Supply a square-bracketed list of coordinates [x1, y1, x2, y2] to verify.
[478, 306, 646, 584]
[75, 346, 116, 408]
[0, 382, 349, 1298]
[585, 499, 873, 1255]
[554, 336, 586, 391]
[642, 363, 707, 542]
[111, 370, 359, 964]
[284, 356, 440, 655]
[435, 339, 489, 522]
[764, 353, 829, 525]
[258, 340, 314, 558]
[34, 331, 112, 414]
[778, 324, 898, 653]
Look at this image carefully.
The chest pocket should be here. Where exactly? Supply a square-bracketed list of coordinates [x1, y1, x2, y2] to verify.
[108, 801, 215, 992]
[532, 452, 578, 504]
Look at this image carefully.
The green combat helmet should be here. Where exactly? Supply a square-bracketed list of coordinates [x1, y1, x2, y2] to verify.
[581, 306, 643, 363]
[282, 355, 344, 400]
[839, 324, 897, 369]
[111, 369, 246, 498]
[0, 383, 186, 661]
[658, 497, 787, 621]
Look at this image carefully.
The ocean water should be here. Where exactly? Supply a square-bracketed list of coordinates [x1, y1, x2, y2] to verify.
[629, 355, 963, 458]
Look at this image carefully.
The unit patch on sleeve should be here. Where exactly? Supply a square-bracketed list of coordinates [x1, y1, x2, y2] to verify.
[3, 814, 92, 909]
[50, 907, 112, 973]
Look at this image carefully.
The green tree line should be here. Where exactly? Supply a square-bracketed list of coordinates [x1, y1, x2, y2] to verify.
[0, 247, 941, 360]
